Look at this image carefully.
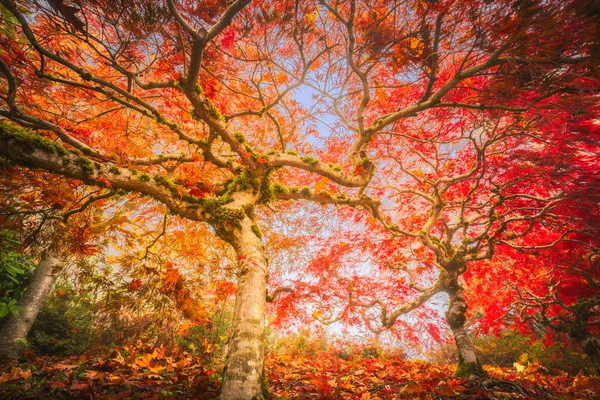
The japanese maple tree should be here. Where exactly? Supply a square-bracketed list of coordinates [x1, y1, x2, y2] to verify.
[466, 102, 600, 373]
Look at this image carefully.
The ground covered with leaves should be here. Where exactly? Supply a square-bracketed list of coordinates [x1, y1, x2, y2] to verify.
[1, 347, 598, 400]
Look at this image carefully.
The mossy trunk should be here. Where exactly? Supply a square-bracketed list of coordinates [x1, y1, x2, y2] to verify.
[219, 216, 268, 400]
[0, 250, 63, 359]
[573, 329, 600, 375]
[445, 287, 487, 378]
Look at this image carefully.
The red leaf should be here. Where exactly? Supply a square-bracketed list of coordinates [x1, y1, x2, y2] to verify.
[221, 28, 235, 51]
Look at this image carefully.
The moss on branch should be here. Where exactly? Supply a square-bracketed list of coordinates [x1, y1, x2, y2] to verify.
[0, 122, 68, 156]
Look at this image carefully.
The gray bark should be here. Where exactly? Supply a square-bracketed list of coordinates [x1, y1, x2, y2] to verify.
[445, 287, 487, 378]
[219, 215, 268, 400]
[0, 250, 63, 359]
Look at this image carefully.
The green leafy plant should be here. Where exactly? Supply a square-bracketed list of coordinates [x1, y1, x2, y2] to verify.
[0, 230, 34, 317]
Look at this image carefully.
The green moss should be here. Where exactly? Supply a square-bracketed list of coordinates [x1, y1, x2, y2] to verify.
[191, 107, 201, 121]
[129, 168, 138, 175]
[358, 157, 370, 167]
[68, 148, 82, 156]
[455, 355, 488, 378]
[289, 186, 299, 193]
[212, 207, 243, 226]
[284, 150, 298, 155]
[76, 157, 95, 175]
[0, 122, 68, 156]
[225, 157, 236, 166]
[271, 182, 287, 195]
[202, 199, 244, 229]
[327, 162, 342, 171]
[301, 156, 318, 166]
[173, 80, 183, 91]
[251, 224, 262, 239]
[153, 174, 173, 187]
[222, 168, 259, 194]
[153, 175, 183, 196]
[242, 204, 255, 220]
[194, 84, 204, 95]
[300, 187, 312, 196]
[243, 143, 260, 160]
[266, 149, 279, 155]
[208, 102, 225, 122]
[139, 173, 150, 182]
[108, 166, 120, 175]
[259, 370, 272, 400]
[234, 131, 245, 143]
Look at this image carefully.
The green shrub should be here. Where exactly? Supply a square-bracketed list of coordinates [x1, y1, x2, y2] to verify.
[0, 230, 34, 318]
[175, 309, 232, 365]
[27, 283, 96, 355]
[428, 330, 594, 375]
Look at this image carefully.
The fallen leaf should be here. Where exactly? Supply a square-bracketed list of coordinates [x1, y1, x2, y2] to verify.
[513, 362, 526, 373]
[19, 369, 32, 380]
[401, 381, 424, 395]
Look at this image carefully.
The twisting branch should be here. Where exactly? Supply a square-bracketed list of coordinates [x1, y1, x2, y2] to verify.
[62, 190, 116, 222]
[142, 211, 169, 259]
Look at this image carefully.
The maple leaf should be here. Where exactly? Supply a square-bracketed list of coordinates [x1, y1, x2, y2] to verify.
[136, 351, 158, 369]
[314, 177, 328, 194]
[513, 362, 526, 373]
[127, 279, 143, 292]
[221, 28, 236, 51]
[97, 175, 112, 188]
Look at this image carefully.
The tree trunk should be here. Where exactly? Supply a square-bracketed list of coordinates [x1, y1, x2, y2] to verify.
[445, 287, 487, 378]
[219, 215, 268, 400]
[0, 250, 63, 359]
[573, 329, 600, 375]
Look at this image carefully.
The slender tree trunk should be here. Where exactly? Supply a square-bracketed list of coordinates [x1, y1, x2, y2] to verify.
[445, 286, 487, 378]
[0, 250, 63, 359]
[220, 215, 268, 400]
[572, 329, 600, 374]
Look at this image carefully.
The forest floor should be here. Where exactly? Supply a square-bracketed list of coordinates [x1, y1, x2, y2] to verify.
[0, 347, 598, 399]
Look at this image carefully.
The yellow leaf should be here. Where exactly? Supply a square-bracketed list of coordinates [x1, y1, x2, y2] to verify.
[409, 38, 423, 57]
[148, 365, 165, 374]
[306, 10, 318, 23]
[401, 381, 424, 395]
[513, 362, 526, 373]
[112, 351, 125, 364]
[314, 178, 328, 194]
[518, 353, 529, 364]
